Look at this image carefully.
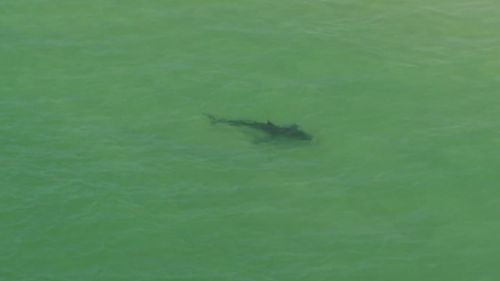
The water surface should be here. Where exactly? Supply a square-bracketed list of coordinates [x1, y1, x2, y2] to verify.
[2, 0, 500, 280]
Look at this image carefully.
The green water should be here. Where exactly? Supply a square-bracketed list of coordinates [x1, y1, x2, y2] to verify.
[2, 0, 500, 280]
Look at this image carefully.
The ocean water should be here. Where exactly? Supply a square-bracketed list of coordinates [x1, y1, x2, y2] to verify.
[2, 0, 500, 280]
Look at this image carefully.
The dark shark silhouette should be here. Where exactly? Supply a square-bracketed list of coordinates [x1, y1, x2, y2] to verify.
[204, 114, 312, 141]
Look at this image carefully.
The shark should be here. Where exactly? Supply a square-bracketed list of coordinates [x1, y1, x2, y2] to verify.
[204, 113, 312, 142]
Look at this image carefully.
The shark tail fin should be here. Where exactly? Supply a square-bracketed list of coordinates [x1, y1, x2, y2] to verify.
[203, 113, 219, 124]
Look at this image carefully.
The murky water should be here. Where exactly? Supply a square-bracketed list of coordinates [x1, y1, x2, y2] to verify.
[2, 0, 500, 280]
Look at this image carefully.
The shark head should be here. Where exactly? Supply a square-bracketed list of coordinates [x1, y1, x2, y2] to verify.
[282, 125, 312, 140]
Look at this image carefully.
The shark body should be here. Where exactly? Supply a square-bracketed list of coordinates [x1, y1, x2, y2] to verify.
[204, 114, 312, 141]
